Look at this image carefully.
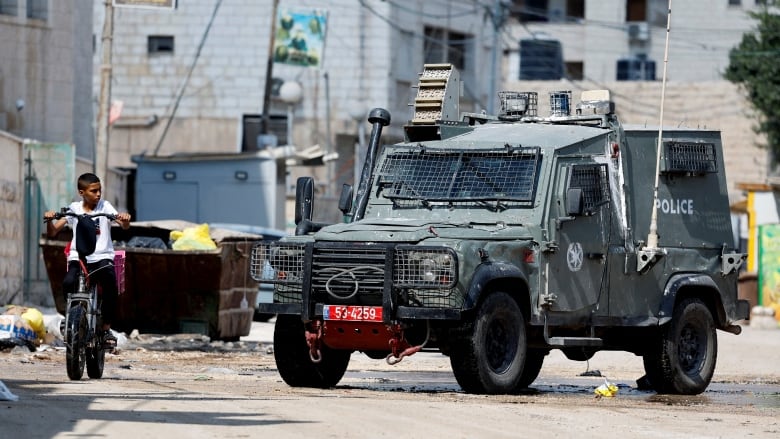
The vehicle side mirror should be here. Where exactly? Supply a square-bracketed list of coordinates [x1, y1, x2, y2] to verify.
[338, 184, 353, 216]
[295, 176, 315, 225]
[566, 187, 584, 216]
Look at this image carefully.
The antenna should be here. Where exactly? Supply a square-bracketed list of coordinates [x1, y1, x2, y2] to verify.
[646, 0, 672, 251]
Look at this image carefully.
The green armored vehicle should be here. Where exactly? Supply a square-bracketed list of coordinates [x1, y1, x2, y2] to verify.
[251, 64, 749, 395]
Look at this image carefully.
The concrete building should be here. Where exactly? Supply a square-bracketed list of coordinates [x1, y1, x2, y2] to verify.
[98, 0, 769, 215]
[508, 0, 760, 82]
[0, 0, 96, 306]
[505, 0, 771, 200]
[94, 0, 499, 227]
[0, 0, 93, 154]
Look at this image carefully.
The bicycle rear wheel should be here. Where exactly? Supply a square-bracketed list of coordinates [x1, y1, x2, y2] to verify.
[66, 304, 87, 380]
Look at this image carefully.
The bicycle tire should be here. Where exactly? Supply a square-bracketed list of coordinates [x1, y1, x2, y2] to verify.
[86, 343, 105, 379]
[66, 304, 87, 380]
[87, 286, 105, 379]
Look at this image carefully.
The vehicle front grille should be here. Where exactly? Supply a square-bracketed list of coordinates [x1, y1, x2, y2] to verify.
[311, 245, 387, 304]
[255, 241, 461, 309]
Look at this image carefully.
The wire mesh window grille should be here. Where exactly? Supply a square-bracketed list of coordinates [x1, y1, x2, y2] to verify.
[664, 142, 717, 175]
[377, 147, 540, 205]
[569, 164, 610, 212]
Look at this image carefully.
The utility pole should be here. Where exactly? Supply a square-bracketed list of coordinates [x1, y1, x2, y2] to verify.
[488, 0, 508, 114]
[95, 0, 114, 186]
[261, 0, 280, 136]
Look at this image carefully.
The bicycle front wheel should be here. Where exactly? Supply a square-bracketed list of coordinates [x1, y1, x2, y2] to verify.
[66, 304, 87, 380]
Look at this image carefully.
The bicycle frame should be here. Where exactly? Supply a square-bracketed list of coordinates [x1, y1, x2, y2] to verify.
[63, 260, 101, 348]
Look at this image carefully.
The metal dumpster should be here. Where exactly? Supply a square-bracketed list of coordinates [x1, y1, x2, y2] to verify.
[40, 220, 261, 341]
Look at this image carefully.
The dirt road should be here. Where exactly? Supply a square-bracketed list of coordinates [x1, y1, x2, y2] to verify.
[1, 323, 778, 438]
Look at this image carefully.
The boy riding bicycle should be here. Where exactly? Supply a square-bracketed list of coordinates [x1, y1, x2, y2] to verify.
[44, 173, 131, 350]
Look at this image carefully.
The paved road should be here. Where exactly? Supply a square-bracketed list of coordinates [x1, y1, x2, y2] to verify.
[1, 322, 778, 438]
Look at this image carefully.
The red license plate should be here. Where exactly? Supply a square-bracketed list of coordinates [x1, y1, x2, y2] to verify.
[323, 305, 383, 322]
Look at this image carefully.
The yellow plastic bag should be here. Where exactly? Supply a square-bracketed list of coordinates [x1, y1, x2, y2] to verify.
[20, 307, 46, 339]
[594, 378, 619, 398]
[170, 224, 217, 251]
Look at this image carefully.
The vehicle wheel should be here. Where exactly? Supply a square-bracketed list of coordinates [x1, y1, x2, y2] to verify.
[86, 338, 105, 379]
[273, 314, 351, 388]
[65, 305, 87, 381]
[642, 298, 717, 395]
[449, 291, 528, 394]
[515, 349, 546, 390]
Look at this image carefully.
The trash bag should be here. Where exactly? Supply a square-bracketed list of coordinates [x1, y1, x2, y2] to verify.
[126, 236, 168, 249]
[170, 223, 217, 251]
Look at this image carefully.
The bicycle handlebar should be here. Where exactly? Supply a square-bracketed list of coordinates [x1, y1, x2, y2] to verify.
[45, 209, 118, 223]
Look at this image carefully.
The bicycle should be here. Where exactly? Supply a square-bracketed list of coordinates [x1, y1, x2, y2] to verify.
[46, 208, 120, 380]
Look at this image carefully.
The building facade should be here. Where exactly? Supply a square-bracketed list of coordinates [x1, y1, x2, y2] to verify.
[0, 0, 95, 306]
[508, 0, 761, 82]
[99, 0, 770, 210]
[94, 0, 498, 214]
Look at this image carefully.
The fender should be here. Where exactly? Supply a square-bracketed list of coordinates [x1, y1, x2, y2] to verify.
[463, 262, 529, 312]
[658, 273, 722, 326]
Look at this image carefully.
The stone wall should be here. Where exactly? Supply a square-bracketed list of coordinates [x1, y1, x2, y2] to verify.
[0, 132, 23, 305]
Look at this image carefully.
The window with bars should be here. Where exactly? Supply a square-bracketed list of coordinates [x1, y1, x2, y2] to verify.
[568, 164, 610, 213]
[663, 142, 717, 175]
[377, 147, 541, 205]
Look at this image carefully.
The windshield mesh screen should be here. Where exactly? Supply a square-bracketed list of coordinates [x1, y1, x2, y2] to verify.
[377, 147, 540, 203]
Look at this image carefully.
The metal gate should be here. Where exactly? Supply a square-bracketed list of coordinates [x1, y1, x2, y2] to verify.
[23, 142, 75, 306]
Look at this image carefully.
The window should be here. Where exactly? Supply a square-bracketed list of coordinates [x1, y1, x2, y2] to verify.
[565, 61, 584, 80]
[515, 0, 583, 22]
[147, 35, 174, 54]
[569, 165, 609, 213]
[728, 0, 741, 5]
[516, 0, 549, 22]
[0, 0, 18, 16]
[626, 0, 647, 21]
[378, 147, 541, 204]
[27, 0, 46, 20]
[567, 0, 585, 19]
[616, 56, 656, 81]
[663, 142, 717, 175]
[519, 39, 564, 80]
[423, 26, 470, 71]
[241, 113, 287, 152]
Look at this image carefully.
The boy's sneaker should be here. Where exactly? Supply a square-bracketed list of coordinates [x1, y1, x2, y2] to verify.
[102, 331, 117, 351]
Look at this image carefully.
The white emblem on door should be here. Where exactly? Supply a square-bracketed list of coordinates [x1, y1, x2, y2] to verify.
[567, 242, 583, 272]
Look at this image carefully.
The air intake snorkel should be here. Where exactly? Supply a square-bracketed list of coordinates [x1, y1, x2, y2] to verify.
[352, 108, 391, 222]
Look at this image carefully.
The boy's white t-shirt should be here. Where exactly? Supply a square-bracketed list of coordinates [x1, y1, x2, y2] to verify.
[66, 199, 118, 263]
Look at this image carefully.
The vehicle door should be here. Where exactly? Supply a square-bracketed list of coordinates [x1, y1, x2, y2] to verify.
[545, 161, 610, 312]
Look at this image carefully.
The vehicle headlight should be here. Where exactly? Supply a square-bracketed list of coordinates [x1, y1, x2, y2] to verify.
[394, 246, 458, 288]
[250, 242, 304, 284]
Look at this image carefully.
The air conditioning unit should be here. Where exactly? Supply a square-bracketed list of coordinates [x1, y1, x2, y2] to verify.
[627, 22, 650, 42]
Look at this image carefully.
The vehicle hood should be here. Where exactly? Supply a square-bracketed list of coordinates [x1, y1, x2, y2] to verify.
[313, 218, 532, 243]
